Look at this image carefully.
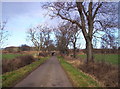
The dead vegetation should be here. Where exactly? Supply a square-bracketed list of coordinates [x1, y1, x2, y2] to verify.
[2, 55, 36, 73]
[2, 51, 50, 74]
[80, 62, 118, 87]
[65, 57, 118, 87]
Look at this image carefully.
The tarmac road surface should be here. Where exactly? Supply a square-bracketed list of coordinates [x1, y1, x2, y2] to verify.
[15, 56, 72, 87]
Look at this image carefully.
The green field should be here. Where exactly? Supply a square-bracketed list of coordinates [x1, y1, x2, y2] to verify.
[58, 56, 100, 87]
[78, 54, 119, 65]
[2, 54, 24, 60]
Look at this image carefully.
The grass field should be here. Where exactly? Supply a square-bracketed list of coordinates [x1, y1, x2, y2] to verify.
[58, 56, 101, 87]
[2, 54, 24, 60]
[78, 54, 119, 65]
[2, 56, 49, 87]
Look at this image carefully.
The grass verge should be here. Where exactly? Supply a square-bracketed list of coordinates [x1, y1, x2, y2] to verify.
[2, 56, 49, 87]
[58, 56, 100, 87]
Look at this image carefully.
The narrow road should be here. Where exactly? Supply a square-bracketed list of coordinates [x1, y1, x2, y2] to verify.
[15, 56, 72, 87]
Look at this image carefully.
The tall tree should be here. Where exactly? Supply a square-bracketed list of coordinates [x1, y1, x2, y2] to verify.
[43, 1, 118, 63]
[54, 22, 73, 55]
[27, 25, 51, 54]
[70, 24, 81, 58]
[43, 28, 51, 51]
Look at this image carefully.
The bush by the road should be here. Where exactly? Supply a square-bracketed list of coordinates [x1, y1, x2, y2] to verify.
[79, 62, 118, 87]
[65, 54, 119, 87]
[2, 55, 36, 73]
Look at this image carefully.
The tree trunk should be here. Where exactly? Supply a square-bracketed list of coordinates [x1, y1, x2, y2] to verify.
[86, 38, 94, 63]
[73, 42, 76, 58]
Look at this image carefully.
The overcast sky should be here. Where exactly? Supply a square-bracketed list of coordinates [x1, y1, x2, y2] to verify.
[2, 2, 61, 48]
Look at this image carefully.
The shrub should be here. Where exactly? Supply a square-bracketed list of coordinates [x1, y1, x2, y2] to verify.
[2, 55, 35, 73]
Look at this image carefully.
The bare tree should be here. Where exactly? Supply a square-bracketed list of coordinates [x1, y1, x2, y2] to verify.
[43, 1, 118, 63]
[27, 25, 51, 55]
[68, 23, 81, 58]
[54, 22, 81, 57]
[54, 22, 73, 55]
[70, 24, 81, 58]
[101, 30, 118, 49]
[47, 40, 56, 51]
[43, 28, 51, 51]
[0, 21, 8, 48]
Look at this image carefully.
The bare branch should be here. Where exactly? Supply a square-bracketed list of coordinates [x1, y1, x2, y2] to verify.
[92, 3, 102, 20]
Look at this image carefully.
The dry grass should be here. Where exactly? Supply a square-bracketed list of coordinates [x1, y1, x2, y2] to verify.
[58, 56, 100, 87]
[2, 55, 36, 73]
[66, 58, 118, 87]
